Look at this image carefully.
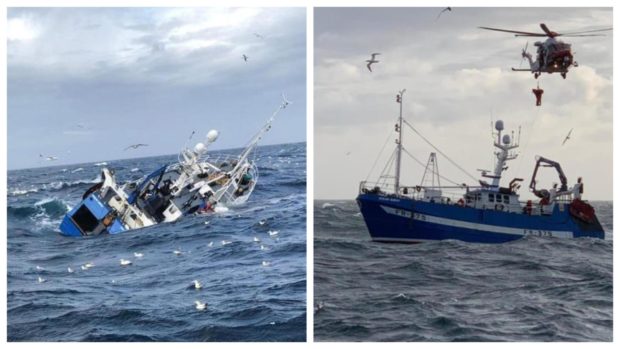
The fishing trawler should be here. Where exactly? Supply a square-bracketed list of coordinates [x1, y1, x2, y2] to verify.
[59, 96, 290, 237]
[356, 90, 604, 243]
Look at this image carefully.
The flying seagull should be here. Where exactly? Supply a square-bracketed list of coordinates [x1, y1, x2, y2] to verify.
[124, 143, 148, 151]
[366, 53, 381, 72]
[242, 54, 249, 62]
[562, 128, 573, 146]
[281, 93, 292, 109]
[436, 7, 452, 20]
[253, 32, 264, 39]
[40, 154, 58, 161]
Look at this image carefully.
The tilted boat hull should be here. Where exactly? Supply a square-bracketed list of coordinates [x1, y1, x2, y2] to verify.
[357, 193, 604, 243]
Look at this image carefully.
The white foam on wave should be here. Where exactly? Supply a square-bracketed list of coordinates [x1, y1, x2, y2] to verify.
[214, 206, 229, 213]
[94, 162, 108, 166]
[130, 168, 140, 172]
[71, 168, 84, 173]
[9, 188, 38, 196]
[322, 202, 335, 209]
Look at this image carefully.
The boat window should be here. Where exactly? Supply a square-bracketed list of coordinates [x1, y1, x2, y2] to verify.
[488, 193, 494, 202]
[496, 194, 502, 202]
[503, 195, 509, 204]
[71, 205, 99, 234]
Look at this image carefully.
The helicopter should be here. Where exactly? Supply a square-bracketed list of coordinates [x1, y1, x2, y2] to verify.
[479, 23, 612, 79]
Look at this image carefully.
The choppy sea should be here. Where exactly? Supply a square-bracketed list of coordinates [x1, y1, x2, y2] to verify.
[314, 200, 612, 341]
[7, 142, 306, 342]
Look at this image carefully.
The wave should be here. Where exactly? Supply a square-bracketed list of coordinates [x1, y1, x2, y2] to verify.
[8, 198, 71, 221]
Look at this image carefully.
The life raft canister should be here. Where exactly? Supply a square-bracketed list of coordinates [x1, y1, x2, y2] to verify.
[569, 198, 596, 224]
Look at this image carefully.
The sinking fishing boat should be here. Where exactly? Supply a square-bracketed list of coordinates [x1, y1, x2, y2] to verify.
[59, 96, 290, 237]
[357, 90, 604, 243]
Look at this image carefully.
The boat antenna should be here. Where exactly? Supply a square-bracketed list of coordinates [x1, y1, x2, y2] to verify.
[230, 93, 290, 174]
[394, 89, 406, 194]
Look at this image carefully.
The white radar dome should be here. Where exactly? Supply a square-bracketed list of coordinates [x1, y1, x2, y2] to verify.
[206, 129, 219, 143]
[502, 134, 511, 145]
[495, 120, 504, 131]
[194, 142, 206, 154]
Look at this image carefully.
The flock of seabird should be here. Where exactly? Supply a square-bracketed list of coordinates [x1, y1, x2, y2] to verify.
[33, 218, 281, 312]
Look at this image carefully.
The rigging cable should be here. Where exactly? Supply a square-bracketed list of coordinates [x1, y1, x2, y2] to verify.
[401, 147, 463, 186]
[402, 119, 479, 183]
[365, 117, 399, 182]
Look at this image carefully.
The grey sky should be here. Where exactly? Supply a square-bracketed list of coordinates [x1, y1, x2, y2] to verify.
[315, 7, 613, 201]
[8, 7, 306, 170]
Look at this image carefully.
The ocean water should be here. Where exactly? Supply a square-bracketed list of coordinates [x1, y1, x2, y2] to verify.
[314, 200, 613, 342]
[7, 142, 306, 342]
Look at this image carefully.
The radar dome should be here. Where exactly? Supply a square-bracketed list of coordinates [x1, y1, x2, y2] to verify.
[502, 134, 511, 145]
[194, 142, 206, 154]
[206, 130, 219, 143]
[495, 120, 504, 131]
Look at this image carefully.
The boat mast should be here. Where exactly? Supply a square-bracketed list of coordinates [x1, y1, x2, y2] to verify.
[394, 89, 406, 193]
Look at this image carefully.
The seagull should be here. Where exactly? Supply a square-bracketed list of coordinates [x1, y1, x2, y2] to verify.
[120, 259, 132, 266]
[562, 128, 573, 146]
[262, 261, 271, 267]
[254, 32, 264, 39]
[221, 240, 232, 246]
[208, 241, 214, 247]
[134, 252, 144, 258]
[260, 244, 269, 251]
[259, 220, 266, 225]
[67, 267, 74, 273]
[193, 280, 202, 289]
[268, 230, 279, 237]
[253, 236, 261, 242]
[35, 265, 44, 271]
[123, 143, 148, 151]
[242, 54, 249, 62]
[38, 276, 46, 283]
[204, 221, 210, 225]
[173, 249, 183, 256]
[195, 300, 208, 311]
[40, 154, 58, 161]
[81, 262, 95, 270]
[281, 93, 292, 109]
[436, 7, 452, 20]
[366, 53, 380, 72]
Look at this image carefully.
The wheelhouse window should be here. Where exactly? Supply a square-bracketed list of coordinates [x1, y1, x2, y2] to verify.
[488, 193, 494, 203]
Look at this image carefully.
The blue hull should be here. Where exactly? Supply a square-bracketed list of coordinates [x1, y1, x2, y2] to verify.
[357, 193, 604, 243]
[60, 193, 126, 237]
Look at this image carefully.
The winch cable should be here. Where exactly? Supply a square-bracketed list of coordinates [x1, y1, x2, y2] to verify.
[402, 119, 478, 183]
[515, 105, 543, 180]
[401, 147, 463, 186]
[365, 118, 399, 182]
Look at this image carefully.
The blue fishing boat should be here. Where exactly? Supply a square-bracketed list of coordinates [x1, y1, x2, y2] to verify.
[357, 90, 604, 243]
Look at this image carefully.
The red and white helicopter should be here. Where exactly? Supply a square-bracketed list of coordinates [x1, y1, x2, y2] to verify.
[480, 23, 612, 79]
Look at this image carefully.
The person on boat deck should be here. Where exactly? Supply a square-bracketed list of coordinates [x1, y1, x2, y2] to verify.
[197, 192, 216, 213]
[549, 183, 558, 202]
[573, 177, 583, 200]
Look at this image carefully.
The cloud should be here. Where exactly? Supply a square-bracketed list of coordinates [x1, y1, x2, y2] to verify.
[315, 7, 612, 200]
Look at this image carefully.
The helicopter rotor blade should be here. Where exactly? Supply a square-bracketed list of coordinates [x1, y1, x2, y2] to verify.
[479, 26, 546, 37]
[540, 23, 559, 37]
[559, 27, 613, 36]
[558, 34, 608, 37]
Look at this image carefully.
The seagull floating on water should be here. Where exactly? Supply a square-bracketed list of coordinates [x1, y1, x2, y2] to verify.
[260, 244, 269, 251]
[134, 252, 144, 258]
[253, 236, 261, 242]
[38, 276, 46, 283]
[262, 260, 271, 267]
[366, 53, 380, 72]
[120, 259, 132, 266]
[221, 240, 232, 246]
[193, 280, 202, 289]
[67, 267, 74, 273]
[208, 241, 214, 247]
[195, 300, 208, 311]
[123, 143, 148, 151]
[268, 230, 279, 237]
[259, 220, 266, 225]
[36, 265, 44, 271]
[173, 249, 183, 256]
[81, 262, 95, 270]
